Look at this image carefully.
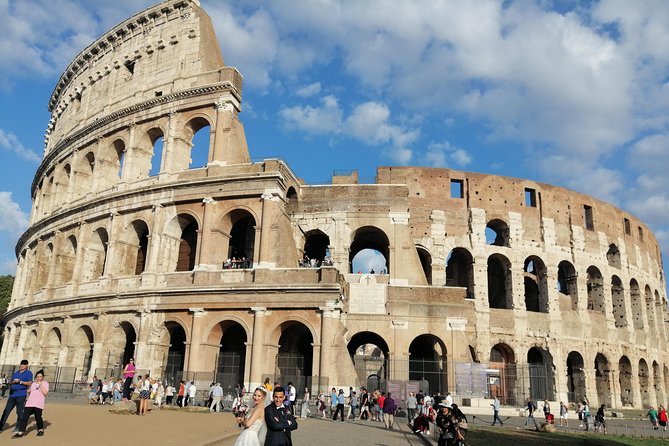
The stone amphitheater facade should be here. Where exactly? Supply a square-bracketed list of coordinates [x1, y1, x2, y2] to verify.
[2, 0, 667, 410]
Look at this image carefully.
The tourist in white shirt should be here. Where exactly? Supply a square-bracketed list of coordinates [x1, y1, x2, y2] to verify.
[210, 383, 224, 412]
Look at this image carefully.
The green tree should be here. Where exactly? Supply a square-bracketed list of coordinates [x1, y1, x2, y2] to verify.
[0, 275, 14, 315]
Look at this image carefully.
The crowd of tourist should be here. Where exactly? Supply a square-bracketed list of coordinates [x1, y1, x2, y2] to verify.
[224, 257, 253, 269]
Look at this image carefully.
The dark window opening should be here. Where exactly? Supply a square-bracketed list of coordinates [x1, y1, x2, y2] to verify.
[638, 226, 644, 241]
[525, 188, 537, 207]
[624, 218, 631, 235]
[124, 60, 135, 75]
[584, 205, 594, 230]
[486, 219, 510, 247]
[450, 179, 464, 199]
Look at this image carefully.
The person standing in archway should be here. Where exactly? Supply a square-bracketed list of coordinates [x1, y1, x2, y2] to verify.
[122, 358, 136, 400]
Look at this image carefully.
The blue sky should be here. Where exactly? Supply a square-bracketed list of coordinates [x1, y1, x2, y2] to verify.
[1, 0, 669, 280]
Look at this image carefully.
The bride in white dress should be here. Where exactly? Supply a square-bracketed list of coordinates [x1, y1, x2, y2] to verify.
[233, 387, 267, 446]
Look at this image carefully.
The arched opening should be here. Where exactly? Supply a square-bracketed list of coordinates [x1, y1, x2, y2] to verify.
[409, 334, 447, 395]
[163, 322, 187, 386]
[645, 285, 656, 335]
[630, 279, 643, 330]
[216, 322, 247, 389]
[42, 328, 62, 366]
[23, 330, 39, 365]
[108, 322, 137, 372]
[595, 353, 611, 407]
[586, 266, 605, 312]
[148, 129, 165, 177]
[97, 139, 125, 189]
[175, 215, 198, 272]
[606, 244, 621, 269]
[122, 220, 149, 276]
[487, 254, 512, 309]
[36, 243, 53, 289]
[72, 326, 94, 380]
[349, 226, 390, 274]
[276, 322, 313, 393]
[527, 347, 554, 401]
[188, 118, 211, 169]
[83, 228, 108, 281]
[56, 235, 77, 286]
[446, 248, 474, 298]
[416, 246, 432, 285]
[639, 359, 651, 408]
[303, 230, 330, 266]
[611, 276, 627, 328]
[489, 343, 517, 405]
[486, 219, 510, 247]
[225, 210, 256, 268]
[75, 151, 95, 198]
[523, 256, 548, 313]
[618, 356, 633, 406]
[653, 361, 664, 408]
[557, 260, 578, 310]
[286, 186, 298, 214]
[347, 332, 390, 390]
[566, 351, 586, 403]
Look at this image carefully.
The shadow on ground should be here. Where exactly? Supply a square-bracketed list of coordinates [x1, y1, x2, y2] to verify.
[466, 426, 668, 446]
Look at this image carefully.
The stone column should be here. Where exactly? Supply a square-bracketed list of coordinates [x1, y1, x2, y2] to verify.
[610, 369, 621, 409]
[249, 308, 268, 389]
[583, 365, 598, 406]
[257, 193, 280, 268]
[186, 308, 207, 373]
[0, 325, 18, 364]
[319, 305, 341, 388]
[195, 197, 217, 269]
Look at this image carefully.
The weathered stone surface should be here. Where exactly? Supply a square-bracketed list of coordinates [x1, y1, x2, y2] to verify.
[108, 400, 138, 415]
[1, 0, 667, 414]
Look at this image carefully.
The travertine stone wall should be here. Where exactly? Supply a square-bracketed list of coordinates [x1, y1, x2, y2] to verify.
[2, 0, 667, 410]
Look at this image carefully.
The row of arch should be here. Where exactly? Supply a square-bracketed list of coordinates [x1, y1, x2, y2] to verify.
[14, 209, 257, 300]
[445, 248, 666, 328]
[34, 115, 213, 220]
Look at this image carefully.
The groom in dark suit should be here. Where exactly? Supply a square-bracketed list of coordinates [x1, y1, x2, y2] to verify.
[265, 386, 298, 446]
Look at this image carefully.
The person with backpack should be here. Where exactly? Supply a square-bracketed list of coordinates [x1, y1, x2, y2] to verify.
[524, 398, 539, 430]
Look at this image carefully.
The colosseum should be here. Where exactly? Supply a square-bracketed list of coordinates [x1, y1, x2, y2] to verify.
[2, 0, 667, 411]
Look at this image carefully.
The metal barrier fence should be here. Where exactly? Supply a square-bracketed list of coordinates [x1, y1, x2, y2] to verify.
[0, 359, 554, 405]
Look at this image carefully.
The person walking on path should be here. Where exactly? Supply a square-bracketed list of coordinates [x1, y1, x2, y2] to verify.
[491, 396, 503, 426]
[406, 391, 417, 422]
[0, 359, 33, 433]
[13, 369, 48, 438]
[659, 405, 668, 431]
[332, 389, 345, 422]
[648, 406, 659, 430]
[559, 401, 568, 427]
[523, 398, 539, 431]
[595, 404, 607, 433]
[382, 392, 397, 429]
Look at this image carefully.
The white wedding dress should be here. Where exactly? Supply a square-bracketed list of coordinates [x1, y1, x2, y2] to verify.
[233, 408, 266, 446]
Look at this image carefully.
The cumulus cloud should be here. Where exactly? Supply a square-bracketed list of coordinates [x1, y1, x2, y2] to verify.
[345, 102, 419, 164]
[295, 82, 321, 98]
[0, 129, 41, 163]
[424, 141, 472, 168]
[279, 95, 342, 134]
[0, 192, 29, 236]
[279, 97, 418, 164]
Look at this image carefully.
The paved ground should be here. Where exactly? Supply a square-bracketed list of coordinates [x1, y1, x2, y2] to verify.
[2, 396, 667, 445]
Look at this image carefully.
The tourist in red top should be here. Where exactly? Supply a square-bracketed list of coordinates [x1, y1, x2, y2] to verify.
[14, 369, 48, 438]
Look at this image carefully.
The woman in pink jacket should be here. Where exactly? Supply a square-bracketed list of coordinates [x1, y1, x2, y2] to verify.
[13, 369, 49, 438]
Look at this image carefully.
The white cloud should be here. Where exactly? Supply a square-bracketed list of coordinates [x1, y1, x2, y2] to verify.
[345, 102, 419, 164]
[424, 141, 472, 168]
[295, 82, 321, 98]
[0, 129, 41, 163]
[279, 95, 342, 134]
[0, 192, 29, 236]
[279, 96, 418, 163]
[0, 257, 17, 276]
